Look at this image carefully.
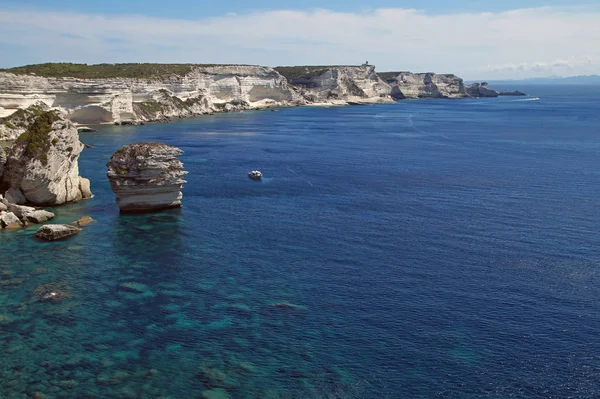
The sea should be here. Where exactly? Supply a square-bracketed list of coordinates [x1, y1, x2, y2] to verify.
[1, 85, 599, 399]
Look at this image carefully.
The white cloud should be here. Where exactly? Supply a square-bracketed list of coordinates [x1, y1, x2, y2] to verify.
[0, 6, 599, 79]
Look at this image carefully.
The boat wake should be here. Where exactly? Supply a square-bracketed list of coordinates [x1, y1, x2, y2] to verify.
[287, 167, 314, 187]
[513, 97, 540, 102]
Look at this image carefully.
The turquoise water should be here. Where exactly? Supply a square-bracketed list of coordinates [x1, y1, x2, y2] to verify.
[1, 86, 600, 398]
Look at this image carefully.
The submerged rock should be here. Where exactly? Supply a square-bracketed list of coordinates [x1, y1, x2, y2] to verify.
[69, 216, 95, 227]
[2, 111, 92, 205]
[34, 224, 81, 241]
[33, 282, 70, 302]
[201, 388, 232, 399]
[106, 142, 188, 213]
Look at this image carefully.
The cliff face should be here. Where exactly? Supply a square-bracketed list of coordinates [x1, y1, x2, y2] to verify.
[276, 65, 393, 104]
[2, 110, 92, 205]
[465, 82, 500, 98]
[380, 72, 467, 99]
[0, 65, 300, 125]
[106, 142, 188, 213]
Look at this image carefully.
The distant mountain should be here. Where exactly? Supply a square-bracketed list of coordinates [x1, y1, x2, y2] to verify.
[468, 75, 600, 85]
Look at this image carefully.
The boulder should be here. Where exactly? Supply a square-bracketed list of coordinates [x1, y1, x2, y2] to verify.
[106, 142, 188, 213]
[5, 187, 26, 205]
[2, 111, 91, 205]
[24, 210, 55, 224]
[7, 203, 36, 219]
[0, 202, 6, 212]
[34, 224, 81, 241]
[0, 211, 22, 229]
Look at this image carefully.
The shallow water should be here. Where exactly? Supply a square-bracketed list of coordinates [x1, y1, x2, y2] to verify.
[1, 86, 600, 398]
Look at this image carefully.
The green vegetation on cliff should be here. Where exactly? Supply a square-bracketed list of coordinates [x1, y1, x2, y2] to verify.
[275, 65, 362, 81]
[1, 103, 47, 129]
[0, 63, 247, 79]
[16, 111, 61, 165]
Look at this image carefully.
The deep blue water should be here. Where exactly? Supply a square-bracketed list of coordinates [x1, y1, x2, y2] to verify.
[1, 86, 600, 398]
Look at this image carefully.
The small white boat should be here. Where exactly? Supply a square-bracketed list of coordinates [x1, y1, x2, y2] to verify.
[248, 170, 262, 180]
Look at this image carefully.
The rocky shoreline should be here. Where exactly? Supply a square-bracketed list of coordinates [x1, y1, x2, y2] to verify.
[0, 63, 522, 139]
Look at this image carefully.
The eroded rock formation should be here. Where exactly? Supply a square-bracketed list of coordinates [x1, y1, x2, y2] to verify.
[106, 142, 188, 213]
[379, 72, 468, 99]
[276, 65, 394, 104]
[465, 82, 500, 98]
[2, 110, 92, 205]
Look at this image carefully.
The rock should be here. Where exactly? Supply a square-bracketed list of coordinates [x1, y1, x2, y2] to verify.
[0, 211, 22, 229]
[69, 216, 95, 227]
[5, 187, 26, 204]
[2, 111, 90, 205]
[465, 82, 500, 98]
[106, 142, 188, 213]
[24, 210, 55, 224]
[76, 126, 97, 132]
[499, 90, 527, 96]
[0, 201, 6, 212]
[34, 224, 81, 241]
[79, 177, 93, 199]
[7, 203, 36, 218]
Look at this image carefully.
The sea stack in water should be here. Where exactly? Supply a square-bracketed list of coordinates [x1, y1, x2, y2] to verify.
[106, 142, 188, 213]
[2, 110, 92, 205]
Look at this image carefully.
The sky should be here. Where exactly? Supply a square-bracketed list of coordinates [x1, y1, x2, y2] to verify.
[1, 0, 599, 79]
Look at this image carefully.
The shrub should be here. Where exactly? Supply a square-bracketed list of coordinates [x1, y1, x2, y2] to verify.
[16, 111, 61, 165]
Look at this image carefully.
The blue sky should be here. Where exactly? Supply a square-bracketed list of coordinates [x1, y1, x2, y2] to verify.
[1, 1, 599, 79]
[7, 0, 600, 17]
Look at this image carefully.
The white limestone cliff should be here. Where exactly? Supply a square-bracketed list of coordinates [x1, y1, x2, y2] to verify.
[2, 110, 92, 205]
[0, 65, 300, 125]
[275, 65, 394, 104]
[380, 72, 468, 99]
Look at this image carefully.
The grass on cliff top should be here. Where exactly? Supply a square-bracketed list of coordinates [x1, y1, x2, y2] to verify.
[274, 65, 368, 81]
[0, 63, 256, 79]
[0, 103, 47, 129]
[16, 111, 62, 165]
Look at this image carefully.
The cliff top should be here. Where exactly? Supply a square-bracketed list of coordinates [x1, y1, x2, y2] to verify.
[275, 65, 373, 81]
[378, 72, 457, 81]
[0, 63, 259, 79]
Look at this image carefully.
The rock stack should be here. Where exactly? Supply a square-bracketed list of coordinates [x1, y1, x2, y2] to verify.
[465, 82, 500, 98]
[2, 110, 92, 205]
[106, 142, 188, 213]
